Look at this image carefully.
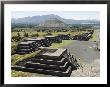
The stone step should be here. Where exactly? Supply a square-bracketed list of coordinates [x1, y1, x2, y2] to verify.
[11, 66, 72, 77]
[17, 48, 35, 52]
[16, 51, 30, 54]
[25, 61, 70, 71]
[31, 58, 67, 66]
[42, 43, 51, 47]
[36, 55, 63, 61]
[17, 46, 38, 49]
[18, 48, 33, 51]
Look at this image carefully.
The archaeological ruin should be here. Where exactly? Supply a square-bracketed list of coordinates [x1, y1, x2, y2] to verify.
[12, 48, 79, 77]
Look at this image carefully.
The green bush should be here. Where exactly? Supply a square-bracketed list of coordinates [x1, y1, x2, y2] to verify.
[46, 32, 52, 35]
[11, 33, 22, 42]
[31, 33, 39, 37]
[11, 45, 17, 54]
[24, 32, 29, 37]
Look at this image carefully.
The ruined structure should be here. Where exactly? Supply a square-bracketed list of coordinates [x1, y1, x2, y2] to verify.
[72, 32, 93, 41]
[12, 48, 79, 77]
[15, 30, 93, 55]
[24, 37, 51, 47]
[45, 36, 62, 43]
[16, 36, 59, 54]
[78, 32, 93, 41]
[57, 34, 71, 40]
[16, 41, 37, 54]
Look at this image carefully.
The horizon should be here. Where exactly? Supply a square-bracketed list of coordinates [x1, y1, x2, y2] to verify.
[12, 11, 100, 20]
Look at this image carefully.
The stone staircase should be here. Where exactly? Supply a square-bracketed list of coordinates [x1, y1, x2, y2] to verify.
[16, 41, 37, 54]
[12, 48, 79, 77]
[25, 56, 72, 76]
[16, 38, 52, 54]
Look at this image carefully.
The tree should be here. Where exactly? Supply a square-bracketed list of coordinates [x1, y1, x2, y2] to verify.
[17, 32, 20, 37]
[31, 33, 39, 37]
[11, 33, 22, 42]
[16, 33, 22, 41]
[24, 32, 29, 37]
[46, 32, 52, 35]
[36, 33, 39, 37]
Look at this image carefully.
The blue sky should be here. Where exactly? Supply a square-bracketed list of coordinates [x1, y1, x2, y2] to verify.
[12, 11, 100, 20]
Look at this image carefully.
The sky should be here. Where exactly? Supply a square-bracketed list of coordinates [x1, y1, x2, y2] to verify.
[12, 11, 100, 20]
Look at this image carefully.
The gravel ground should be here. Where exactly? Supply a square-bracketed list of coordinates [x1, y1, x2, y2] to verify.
[63, 40, 100, 63]
[71, 59, 100, 77]
[63, 30, 100, 77]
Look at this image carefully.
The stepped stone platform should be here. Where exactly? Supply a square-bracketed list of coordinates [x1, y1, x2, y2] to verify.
[57, 34, 71, 40]
[12, 48, 79, 77]
[45, 36, 62, 43]
[72, 32, 93, 41]
[16, 37, 52, 54]
[16, 41, 37, 54]
[24, 37, 51, 47]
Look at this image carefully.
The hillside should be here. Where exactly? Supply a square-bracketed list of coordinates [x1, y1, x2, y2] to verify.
[11, 14, 100, 26]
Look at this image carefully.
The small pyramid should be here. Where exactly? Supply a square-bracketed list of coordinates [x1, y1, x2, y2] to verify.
[39, 18, 68, 28]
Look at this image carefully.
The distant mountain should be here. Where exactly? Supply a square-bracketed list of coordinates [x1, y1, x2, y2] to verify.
[12, 14, 61, 25]
[38, 18, 68, 28]
[11, 14, 100, 26]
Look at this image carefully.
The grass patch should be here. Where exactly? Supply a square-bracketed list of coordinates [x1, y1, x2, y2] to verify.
[11, 42, 18, 54]
[11, 70, 36, 77]
[11, 70, 53, 77]
[50, 40, 73, 48]
[90, 31, 97, 41]
[12, 31, 47, 37]
[90, 30, 100, 41]
[91, 35, 96, 41]
[52, 31, 86, 37]
[12, 30, 86, 38]
[11, 50, 41, 66]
